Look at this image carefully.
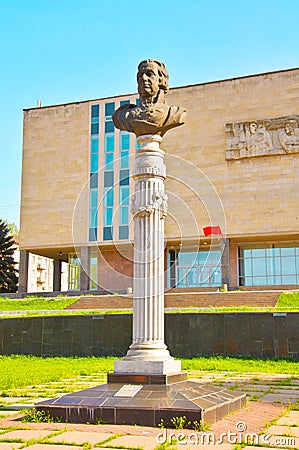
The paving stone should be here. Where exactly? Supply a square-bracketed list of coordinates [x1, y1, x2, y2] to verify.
[24, 445, 82, 450]
[265, 425, 299, 437]
[259, 393, 299, 403]
[1, 429, 53, 440]
[104, 434, 163, 449]
[0, 444, 22, 449]
[48, 430, 114, 445]
[276, 416, 299, 426]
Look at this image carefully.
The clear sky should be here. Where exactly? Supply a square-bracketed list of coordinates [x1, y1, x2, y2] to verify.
[0, 0, 298, 227]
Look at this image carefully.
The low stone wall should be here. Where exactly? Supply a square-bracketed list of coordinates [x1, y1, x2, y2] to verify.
[0, 313, 298, 359]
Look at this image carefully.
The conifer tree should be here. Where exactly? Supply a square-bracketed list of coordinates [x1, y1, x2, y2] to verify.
[0, 219, 18, 292]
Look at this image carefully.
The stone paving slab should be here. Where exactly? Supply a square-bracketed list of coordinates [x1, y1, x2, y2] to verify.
[25, 445, 82, 450]
[0, 429, 54, 440]
[48, 430, 115, 445]
[0, 444, 22, 449]
[266, 424, 299, 437]
[259, 393, 299, 403]
[103, 434, 162, 449]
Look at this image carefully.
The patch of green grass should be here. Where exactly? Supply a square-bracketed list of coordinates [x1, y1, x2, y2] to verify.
[0, 296, 77, 311]
[0, 355, 116, 391]
[277, 291, 299, 308]
[180, 355, 299, 374]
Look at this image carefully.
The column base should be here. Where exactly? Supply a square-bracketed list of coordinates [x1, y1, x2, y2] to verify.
[113, 358, 181, 375]
[108, 371, 187, 385]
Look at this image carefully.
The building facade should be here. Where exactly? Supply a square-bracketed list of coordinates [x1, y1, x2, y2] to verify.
[19, 68, 299, 293]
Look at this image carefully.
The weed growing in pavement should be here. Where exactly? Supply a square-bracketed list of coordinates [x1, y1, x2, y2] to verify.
[22, 408, 63, 423]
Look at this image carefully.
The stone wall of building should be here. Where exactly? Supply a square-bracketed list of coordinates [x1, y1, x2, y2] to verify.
[1, 312, 298, 359]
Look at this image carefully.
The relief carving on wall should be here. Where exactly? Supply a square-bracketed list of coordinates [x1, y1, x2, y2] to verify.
[225, 116, 299, 160]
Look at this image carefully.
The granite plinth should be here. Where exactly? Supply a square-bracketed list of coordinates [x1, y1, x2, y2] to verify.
[36, 380, 246, 427]
[108, 371, 187, 384]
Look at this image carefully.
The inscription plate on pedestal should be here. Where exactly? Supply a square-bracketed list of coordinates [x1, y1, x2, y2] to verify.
[114, 384, 143, 398]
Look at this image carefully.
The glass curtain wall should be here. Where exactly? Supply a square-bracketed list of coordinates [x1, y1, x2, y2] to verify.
[239, 243, 299, 286]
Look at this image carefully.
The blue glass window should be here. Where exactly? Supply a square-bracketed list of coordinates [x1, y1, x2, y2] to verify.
[91, 104, 99, 118]
[105, 102, 115, 116]
[105, 134, 114, 152]
[90, 189, 98, 208]
[105, 153, 114, 170]
[120, 133, 130, 150]
[104, 207, 113, 226]
[104, 171, 114, 187]
[120, 207, 129, 225]
[91, 123, 99, 135]
[120, 169, 129, 186]
[103, 226, 113, 241]
[120, 151, 129, 169]
[90, 173, 98, 188]
[105, 121, 114, 133]
[89, 207, 98, 228]
[120, 100, 130, 106]
[89, 228, 97, 241]
[120, 186, 129, 205]
[119, 225, 129, 240]
[104, 187, 114, 206]
[91, 138, 99, 153]
[90, 153, 98, 173]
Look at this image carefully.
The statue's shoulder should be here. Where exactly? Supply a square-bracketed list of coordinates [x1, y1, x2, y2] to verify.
[167, 105, 186, 125]
[112, 103, 137, 131]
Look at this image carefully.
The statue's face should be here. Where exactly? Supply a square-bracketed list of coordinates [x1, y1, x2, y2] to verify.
[137, 62, 160, 99]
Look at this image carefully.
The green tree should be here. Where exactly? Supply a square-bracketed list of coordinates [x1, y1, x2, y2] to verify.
[4, 221, 19, 236]
[0, 220, 18, 292]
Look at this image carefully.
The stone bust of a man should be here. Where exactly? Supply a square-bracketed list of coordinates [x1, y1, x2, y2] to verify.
[112, 59, 186, 137]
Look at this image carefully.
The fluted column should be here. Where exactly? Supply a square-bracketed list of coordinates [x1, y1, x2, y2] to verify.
[114, 134, 181, 374]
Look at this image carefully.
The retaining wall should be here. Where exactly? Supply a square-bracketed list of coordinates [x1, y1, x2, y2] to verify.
[0, 313, 298, 359]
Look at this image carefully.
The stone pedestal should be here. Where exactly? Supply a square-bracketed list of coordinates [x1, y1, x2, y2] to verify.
[113, 134, 180, 376]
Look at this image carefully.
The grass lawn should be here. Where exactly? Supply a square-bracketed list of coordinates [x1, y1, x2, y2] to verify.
[0, 355, 298, 393]
[0, 296, 77, 311]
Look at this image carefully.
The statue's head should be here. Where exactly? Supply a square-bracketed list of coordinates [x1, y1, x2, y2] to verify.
[137, 59, 169, 100]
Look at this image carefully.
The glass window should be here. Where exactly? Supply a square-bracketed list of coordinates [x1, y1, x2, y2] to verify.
[91, 104, 99, 118]
[91, 123, 99, 135]
[170, 249, 221, 288]
[120, 151, 129, 169]
[68, 255, 81, 290]
[119, 225, 129, 240]
[89, 228, 97, 242]
[105, 102, 115, 116]
[90, 173, 98, 188]
[104, 187, 114, 206]
[103, 226, 113, 241]
[90, 153, 98, 173]
[104, 207, 113, 226]
[120, 100, 130, 106]
[120, 169, 129, 186]
[105, 134, 114, 152]
[104, 171, 114, 187]
[89, 208, 98, 228]
[120, 133, 130, 150]
[120, 206, 129, 225]
[89, 255, 98, 290]
[90, 189, 98, 208]
[239, 244, 299, 286]
[120, 186, 130, 205]
[105, 153, 114, 170]
[91, 138, 99, 153]
[105, 121, 114, 133]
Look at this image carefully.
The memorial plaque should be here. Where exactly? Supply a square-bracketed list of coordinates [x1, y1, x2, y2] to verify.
[114, 384, 143, 398]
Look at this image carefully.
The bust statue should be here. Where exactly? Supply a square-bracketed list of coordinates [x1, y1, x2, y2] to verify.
[112, 59, 186, 137]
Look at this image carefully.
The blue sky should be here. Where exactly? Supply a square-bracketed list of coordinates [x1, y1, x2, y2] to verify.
[1, 0, 299, 226]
